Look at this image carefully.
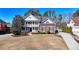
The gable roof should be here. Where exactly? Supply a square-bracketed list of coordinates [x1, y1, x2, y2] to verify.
[0, 19, 7, 24]
[23, 13, 56, 24]
[41, 17, 54, 23]
[73, 16, 79, 26]
[23, 13, 41, 22]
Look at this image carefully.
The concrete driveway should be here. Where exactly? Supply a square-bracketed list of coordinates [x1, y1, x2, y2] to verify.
[73, 31, 79, 36]
[58, 32, 79, 50]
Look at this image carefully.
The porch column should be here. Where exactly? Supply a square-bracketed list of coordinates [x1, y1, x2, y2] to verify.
[25, 22, 26, 32]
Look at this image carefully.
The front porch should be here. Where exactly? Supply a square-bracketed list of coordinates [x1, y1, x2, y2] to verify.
[25, 27, 39, 33]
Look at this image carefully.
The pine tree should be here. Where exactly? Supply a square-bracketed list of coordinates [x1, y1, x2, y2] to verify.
[49, 10, 52, 17]
[43, 11, 49, 17]
[24, 9, 41, 16]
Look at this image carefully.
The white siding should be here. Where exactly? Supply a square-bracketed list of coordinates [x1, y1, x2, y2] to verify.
[67, 20, 75, 27]
[24, 14, 40, 33]
[43, 19, 54, 24]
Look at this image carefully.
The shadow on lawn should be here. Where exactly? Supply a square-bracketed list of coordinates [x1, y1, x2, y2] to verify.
[0, 32, 10, 35]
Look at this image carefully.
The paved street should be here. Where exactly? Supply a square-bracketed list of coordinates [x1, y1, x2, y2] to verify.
[58, 32, 79, 50]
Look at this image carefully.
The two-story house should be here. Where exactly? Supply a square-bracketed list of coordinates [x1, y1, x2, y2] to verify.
[23, 13, 57, 33]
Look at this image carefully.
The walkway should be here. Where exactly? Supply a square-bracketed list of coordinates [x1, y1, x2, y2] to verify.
[58, 32, 79, 50]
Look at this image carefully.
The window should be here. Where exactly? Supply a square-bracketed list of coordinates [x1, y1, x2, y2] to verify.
[41, 27, 44, 31]
[35, 27, 38, 30]
[26, 22, 27, 24]
[28, 22, 32, 24]
[35, 22, 38, 24]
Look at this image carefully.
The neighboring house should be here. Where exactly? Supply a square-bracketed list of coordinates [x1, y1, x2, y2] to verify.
[0, 19, 11, 33]
[67, 19, 75, 27]
[67, 16, 79, 36]
[0, 19, 7, 32]
[6, 23, 12, 33]
[23, 14, 57, 33]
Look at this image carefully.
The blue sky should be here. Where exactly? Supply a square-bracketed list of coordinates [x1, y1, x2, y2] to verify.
[0, 8, 78, 23]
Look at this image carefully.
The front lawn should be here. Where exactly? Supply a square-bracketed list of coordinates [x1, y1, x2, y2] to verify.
[0, 34, 68, 50]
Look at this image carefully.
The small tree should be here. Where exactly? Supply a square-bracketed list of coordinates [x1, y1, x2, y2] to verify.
[12, 15, 24, 35]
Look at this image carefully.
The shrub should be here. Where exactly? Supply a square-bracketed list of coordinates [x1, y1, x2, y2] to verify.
[55, 30, 58, 34]
[62, 27, 72, 33]
[47, 31, 50, 34]
[37, 31, 47, 34]
[13, 31, 21, 35]
[21, 32, 27, 36]
[37, 31, 40, 34]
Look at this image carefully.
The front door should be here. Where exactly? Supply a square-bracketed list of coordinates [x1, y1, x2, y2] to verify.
[26, 27, 32, 32]
[29, 27, 32, 32]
